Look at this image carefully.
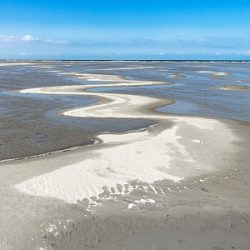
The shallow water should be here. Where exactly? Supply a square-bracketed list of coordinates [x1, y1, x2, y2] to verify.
[0, 61, 249, 160]
[87, 61, 250, 121]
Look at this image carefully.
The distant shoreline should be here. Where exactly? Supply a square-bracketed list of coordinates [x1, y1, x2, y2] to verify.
[1, 59, 250, 62]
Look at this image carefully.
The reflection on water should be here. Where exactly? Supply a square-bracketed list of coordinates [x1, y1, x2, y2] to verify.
[0, 61, 249, 160]
[0, 61, 250, 123]
[157, 100, 200, 115]
[83, 61, 250, 122]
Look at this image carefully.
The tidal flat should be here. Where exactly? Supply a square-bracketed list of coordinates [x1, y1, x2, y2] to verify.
[0, 61, 250, 250]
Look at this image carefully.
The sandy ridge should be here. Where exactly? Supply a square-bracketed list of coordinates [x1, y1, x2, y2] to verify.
[15, 73, 238, 203]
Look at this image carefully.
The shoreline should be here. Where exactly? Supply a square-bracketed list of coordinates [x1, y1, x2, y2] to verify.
[1, 110, 246, 165]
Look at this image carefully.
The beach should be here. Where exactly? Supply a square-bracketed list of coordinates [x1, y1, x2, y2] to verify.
[0, 61, 250, 250]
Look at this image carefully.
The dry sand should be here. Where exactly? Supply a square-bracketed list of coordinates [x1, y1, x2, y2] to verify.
[1, 71, 250, 250]
[16, 83, 238, 204]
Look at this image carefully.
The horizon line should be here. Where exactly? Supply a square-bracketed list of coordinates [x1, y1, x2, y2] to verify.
[1, 59, 250, 62]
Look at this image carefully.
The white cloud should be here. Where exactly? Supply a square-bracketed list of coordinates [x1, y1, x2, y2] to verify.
[19, 51, 33, 56]
[0, 34, 67, 44]
[0, 34, 34, 42]
[0, 35, 18, 42]
[242, 50, 250, 55]
[44, 39, 68, 44]
[21, 34, 34, 42]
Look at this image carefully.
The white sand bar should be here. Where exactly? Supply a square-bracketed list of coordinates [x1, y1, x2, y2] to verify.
[15, 74, 238, 204]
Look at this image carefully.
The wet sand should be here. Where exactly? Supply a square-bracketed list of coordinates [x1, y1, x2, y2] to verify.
[0, 62, 250, 250]
[1, 116, 250, 250]
[1, 61, 250, 161]
[215, 85, 250, 91]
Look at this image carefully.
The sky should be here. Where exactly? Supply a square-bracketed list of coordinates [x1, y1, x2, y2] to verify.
[0, 0, 250, 60]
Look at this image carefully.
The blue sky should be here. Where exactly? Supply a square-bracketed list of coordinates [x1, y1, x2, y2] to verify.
[0, 0, 250, 59]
